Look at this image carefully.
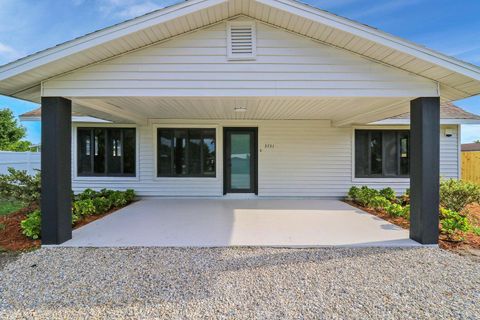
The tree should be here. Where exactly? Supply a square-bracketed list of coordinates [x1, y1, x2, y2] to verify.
[475, 140, 480, 144]
[0, 108, 33, 151]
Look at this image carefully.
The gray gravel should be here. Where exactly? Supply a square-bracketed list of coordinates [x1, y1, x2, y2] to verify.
[0, 251, 19, 271]
[0, 247, 479, 319]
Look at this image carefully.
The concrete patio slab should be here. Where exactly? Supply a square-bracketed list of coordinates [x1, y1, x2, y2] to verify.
[59, 199, 420, 247]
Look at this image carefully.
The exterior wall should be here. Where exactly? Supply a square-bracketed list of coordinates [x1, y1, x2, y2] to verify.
[43, 18, 438, 98]
[71, 121, 459, 198]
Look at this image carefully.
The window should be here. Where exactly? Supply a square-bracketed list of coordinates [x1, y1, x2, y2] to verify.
[355, 130, 409, 178]
[77, 128, 136, 177]
[157, 128, 216, 177]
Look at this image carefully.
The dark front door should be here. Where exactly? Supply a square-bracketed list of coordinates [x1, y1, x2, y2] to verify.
[224, 127, 258, 194]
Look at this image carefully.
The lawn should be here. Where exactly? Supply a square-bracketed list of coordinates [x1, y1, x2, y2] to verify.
[0, 199, 25, 216]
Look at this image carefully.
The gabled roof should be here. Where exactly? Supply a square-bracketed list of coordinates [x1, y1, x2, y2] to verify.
[1, 0, 480, 103]
[462, 143, 480, 152]
[391, 102, 480, 120]
[371, 102, 480, 125]
[19, 107, 110, 123]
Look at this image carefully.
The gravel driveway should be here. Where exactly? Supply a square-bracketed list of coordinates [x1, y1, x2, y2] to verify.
[0, 247, 479, 319]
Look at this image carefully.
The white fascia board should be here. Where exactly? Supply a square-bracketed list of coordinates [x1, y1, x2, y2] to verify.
[0, 0, 226, 80]
[258, 0, 480, 80]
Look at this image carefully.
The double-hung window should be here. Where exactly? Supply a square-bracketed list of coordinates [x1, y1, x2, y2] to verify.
[77, 127, 136, 177]
[157, 128, 216, 177]
[355, 130, 409, 178]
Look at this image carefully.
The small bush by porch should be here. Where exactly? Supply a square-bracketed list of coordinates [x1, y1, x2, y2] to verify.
[0, 168, 136, 251]
[347, 180, 480, 254]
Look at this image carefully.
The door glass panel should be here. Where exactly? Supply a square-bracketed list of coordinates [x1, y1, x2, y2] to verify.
[230, 133, 251, 189]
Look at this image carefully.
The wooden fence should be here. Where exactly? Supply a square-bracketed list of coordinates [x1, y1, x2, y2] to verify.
[0, 151, 41, 175]
[461, 151, 480, 185]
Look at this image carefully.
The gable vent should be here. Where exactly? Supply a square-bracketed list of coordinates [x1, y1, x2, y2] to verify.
[227, 21, 256, 60]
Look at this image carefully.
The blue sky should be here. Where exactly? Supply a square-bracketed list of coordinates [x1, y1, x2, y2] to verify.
[0, 0, 479, 143]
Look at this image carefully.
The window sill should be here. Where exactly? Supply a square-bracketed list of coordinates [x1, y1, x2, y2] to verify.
[352, 177, 410, 184]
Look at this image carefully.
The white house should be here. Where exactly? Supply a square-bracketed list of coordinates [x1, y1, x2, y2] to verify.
[1, 0, 480, 245]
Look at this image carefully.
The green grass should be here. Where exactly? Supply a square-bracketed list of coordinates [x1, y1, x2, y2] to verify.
[0, 199, 25, 216]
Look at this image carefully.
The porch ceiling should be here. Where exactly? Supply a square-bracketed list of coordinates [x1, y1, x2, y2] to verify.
[71, 96, 411, 125]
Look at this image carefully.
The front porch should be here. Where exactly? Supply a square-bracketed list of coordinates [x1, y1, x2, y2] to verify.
[59, 199, 418, 247]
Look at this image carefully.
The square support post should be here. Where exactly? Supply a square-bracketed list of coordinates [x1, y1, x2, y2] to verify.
[41, 97, 72, 244]
[410, 97, 440, 244]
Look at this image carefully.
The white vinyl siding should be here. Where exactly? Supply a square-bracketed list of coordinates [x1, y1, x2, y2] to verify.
[72, 121, 459, 198]
[43, 18, 438, 98]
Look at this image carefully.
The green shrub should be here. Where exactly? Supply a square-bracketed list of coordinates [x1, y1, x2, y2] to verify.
[471, 226, 480, 236]
[356, 186, 380, 207]
[99, 188, 115, 198]
[77, 188, 99, 201]
[386, 203, 404, 217]
[379, 187, 396, 202]
[369, 196, 390, 210]
[440, 208, 470, 239]
[73, 199, 96, 216]
[125, 189, 136, 202]
[0, 168, 40, 205]
[401, 205, 410, 219]
[92, 197, 112, 214]
[109, 191, 128, 208]
[440, 179, 480, 212]
[348, 186, 360, 200]
[20, 210, 41, 239]
[72, 212, 81, 225]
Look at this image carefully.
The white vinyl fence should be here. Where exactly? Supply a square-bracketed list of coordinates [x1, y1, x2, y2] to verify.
[0, 151, 41, 175]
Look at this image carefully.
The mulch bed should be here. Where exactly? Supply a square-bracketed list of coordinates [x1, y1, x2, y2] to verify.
[345, 200, 480, 254]
[0, 206, 123, 252]
[0, 205, 40, 251]
[345, 200, 410, 229]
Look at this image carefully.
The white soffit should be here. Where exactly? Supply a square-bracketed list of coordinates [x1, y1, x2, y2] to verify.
[0, 0, 479, 102]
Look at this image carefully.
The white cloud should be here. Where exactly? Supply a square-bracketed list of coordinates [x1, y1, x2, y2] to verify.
[0, 42, 22, 64]
[345, 0, 421, 20]
[115, 2, 162, 18]
[97, 0, 177, 19]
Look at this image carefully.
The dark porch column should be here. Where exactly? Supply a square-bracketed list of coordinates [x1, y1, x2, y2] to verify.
[410, 97, 440, 244]
[41, 97, 72, 244]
